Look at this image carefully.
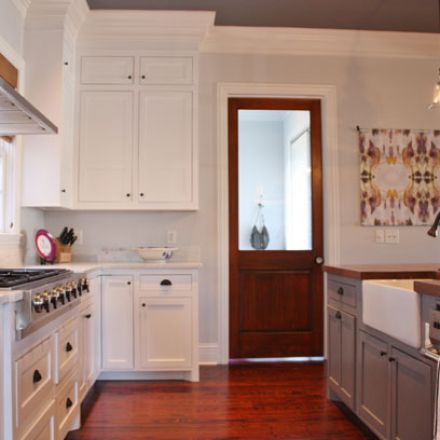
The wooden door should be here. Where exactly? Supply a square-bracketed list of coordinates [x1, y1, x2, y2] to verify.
[101, 276, 134, 370]
[229, 97, 323, 358]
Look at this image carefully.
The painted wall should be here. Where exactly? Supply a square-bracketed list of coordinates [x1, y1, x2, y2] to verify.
[40, 48, 440, 355]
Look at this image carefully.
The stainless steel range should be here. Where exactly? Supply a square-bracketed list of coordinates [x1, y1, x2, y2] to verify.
[4, 268, 89, 340]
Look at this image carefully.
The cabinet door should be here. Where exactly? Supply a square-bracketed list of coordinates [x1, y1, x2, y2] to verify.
[138, 90, 193, 205]
[390, 348, 433, 440]
[137, 297, 192, 370]
[327, 306, 341, 388]
[101, 276, 134, 370]
[81, 56, 134, 85]
[79, 91, 134, 203]
[340, 311, 356, 410]
[358, 331, 390, 439]
[139, 57, 193, 85]
[80, 302, 95, 399]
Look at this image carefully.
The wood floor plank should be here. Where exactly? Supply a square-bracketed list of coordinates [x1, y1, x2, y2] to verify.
[67, 362, 376, 440]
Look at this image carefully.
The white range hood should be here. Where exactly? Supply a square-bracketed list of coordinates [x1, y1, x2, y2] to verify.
[0, 78, 58, 135]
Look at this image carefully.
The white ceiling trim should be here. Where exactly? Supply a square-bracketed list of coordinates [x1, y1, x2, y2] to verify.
[201, 26, 440, 59]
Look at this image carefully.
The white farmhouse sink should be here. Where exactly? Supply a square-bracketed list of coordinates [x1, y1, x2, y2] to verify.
[362, 279, 421, 348]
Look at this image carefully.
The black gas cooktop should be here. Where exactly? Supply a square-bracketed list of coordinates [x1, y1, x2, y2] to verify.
[0, 268, 69, 288]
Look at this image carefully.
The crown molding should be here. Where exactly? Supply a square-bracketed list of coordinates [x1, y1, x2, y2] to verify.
[201, 26, 440, 59]
[78, 10, 215, 51]
[11, 0, 31, 19]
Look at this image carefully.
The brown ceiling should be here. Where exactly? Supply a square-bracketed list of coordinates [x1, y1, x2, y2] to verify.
[87, 0, 440, 33]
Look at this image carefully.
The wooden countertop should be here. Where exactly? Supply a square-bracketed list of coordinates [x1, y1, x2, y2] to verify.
[323, 264, 440, 280]
[414, 280, 440, 298]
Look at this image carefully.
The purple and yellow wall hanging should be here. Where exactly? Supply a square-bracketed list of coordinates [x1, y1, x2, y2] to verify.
[359, 128, 440, 226]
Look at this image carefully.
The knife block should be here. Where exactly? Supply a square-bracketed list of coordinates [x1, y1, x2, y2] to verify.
[55, 239, 72, 263]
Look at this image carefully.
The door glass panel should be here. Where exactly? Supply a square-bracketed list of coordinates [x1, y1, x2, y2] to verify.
[238, 110, 312, 251]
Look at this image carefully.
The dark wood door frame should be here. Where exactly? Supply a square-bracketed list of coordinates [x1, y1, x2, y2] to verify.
[228, 97, 324, 359]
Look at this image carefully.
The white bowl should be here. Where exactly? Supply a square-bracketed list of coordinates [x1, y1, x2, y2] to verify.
[135, 247, 178, 262]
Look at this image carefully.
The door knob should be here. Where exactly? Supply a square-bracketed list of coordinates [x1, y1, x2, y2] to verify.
[315, 256, 324, 265]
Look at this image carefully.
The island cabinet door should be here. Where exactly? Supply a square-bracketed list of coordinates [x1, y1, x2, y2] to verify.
[390, 348, 433, 440]
[358, 331, 390, 439]
[340, 311, 356, 410]
[327, 306, 342, 388]
[101, 276, 134, 370]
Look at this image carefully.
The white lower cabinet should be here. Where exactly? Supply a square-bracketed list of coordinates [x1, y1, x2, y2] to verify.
[56, 370, 79, 440]
[101, 275, 134, 369]
[101, 270, 199, 381]
[19, 400, 56, 440]
[137, 297, 192, 370]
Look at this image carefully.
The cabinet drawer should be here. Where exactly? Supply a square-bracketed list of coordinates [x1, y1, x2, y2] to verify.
[56, 318, 79, 384]
[139, 56, 193, 84]
[19, 399, 55, 440]
[81, 56, 135, 84]
[139, 274, 192, 294]
[56, 371, 79, 440]
[328, 279, 357, 309]
[15, 338, 54, 434]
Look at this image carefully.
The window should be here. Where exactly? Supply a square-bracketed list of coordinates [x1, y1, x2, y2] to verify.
[0, 138, 15, 233]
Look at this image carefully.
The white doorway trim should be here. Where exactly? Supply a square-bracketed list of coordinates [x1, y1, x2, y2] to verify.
[217, 82, 341, 364]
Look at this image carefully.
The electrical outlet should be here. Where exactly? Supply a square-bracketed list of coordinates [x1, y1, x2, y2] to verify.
[167, 230, 177, 245]
[76, 229, 83, 245]
[385, 229, 399, 244]
[375, 229, 385, 243]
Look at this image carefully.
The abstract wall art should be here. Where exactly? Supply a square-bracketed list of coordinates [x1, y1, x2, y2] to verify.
[359, 128, 440, 226]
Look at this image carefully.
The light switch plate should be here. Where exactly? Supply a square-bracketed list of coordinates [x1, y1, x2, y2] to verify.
[375, 229, 385, 243]
[385, 229, 399, 244]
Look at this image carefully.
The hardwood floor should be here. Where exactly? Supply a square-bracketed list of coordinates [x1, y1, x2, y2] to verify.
[67, 361, 376, 440]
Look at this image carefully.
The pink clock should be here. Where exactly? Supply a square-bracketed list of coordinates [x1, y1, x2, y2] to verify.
[35, 229, 56, 263]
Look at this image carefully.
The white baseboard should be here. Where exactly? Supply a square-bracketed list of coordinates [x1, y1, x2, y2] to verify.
[199, 343, 221, 365]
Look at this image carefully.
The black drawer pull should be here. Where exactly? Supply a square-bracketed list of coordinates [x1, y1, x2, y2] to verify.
[33, 369, 42, 384]
[380, 351, 387, 357]
[66, 342, 73, 352]
[337, 287, 344, 295]
[85, 314, 92, 319]
[66, 397, 73, 409]
[160, 279, 172, 286]
[389, 357, 396, 362]
[335, 311, 342, 320]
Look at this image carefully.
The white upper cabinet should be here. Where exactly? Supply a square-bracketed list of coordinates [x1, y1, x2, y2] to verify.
[78, 91, 134, 203]
[138, 90, 193, 204]
[139, 57, 193, 85]
[80, 56, 135, 85]
[76, 54, 198, 210]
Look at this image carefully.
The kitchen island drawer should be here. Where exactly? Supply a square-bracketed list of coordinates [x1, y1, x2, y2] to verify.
[139, 274, 192, 294]
[15, 337, 54, 435]
[55, 317, 79, 384]
[328, 278, 357, 310]
[56, 370, 79, 440]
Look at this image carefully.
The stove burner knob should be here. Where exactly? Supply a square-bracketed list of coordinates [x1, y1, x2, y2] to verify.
[77, 280, 82, 296]
[81, 277, 89, 293]
[65, 287, 72, 302]
[32, 295, 44, 313]
[41, 292, 50, 313]
[50, 291, 58, 309]
[56, 288, 66, 305]
[70, 283, 78, 299]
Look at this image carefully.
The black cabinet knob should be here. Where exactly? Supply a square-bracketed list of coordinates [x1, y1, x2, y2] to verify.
[127, 281, 131, 285]
[141, 75, 146, 79]
[85, 313, 92, 319]
[66, 342, 73, 352]
[337, 287, 344, 296]
[140, 193, 144, 197]
[126, 193, 131, 197]
[33, 369, 42, 384]
[389, 357, 396, 362]
[335, 311, 342, 320]
[380, 351, 387, 357]
[61, 189, 66, 193]
[160, 279, 172, 286]
[128, 75, 132, 79]
[66, 397, 73, 409]
[142, 303, 146, 307]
